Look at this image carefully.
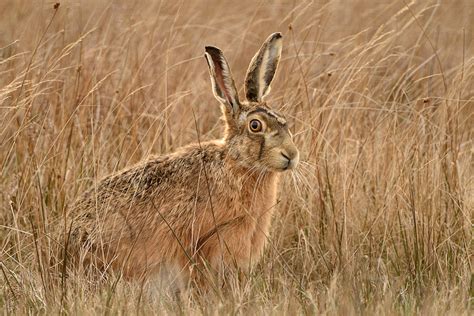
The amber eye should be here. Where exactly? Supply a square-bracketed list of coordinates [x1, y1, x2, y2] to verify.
[249, 119, 262, 132]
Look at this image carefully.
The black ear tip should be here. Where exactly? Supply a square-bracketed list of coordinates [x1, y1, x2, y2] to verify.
[205, 46, 222, 56]
[270, 32, 282, 40]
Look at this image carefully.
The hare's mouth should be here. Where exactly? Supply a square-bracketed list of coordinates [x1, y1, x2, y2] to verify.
[270, 160, 298, 172]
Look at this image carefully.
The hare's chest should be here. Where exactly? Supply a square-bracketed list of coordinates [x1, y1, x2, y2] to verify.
[231, 178, 279, 217]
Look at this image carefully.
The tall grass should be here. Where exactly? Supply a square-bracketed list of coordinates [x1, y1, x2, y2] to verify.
[0, 0, 472, 314]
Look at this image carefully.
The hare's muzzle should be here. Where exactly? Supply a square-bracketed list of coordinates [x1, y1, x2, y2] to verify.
[280, 146, 299, 170]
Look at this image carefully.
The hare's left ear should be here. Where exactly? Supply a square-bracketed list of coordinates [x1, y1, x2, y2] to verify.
[204, 46, 240, 114]
[244, 32, 283, 102]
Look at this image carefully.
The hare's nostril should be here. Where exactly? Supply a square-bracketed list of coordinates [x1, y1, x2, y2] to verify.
[280, 152, 290, 161]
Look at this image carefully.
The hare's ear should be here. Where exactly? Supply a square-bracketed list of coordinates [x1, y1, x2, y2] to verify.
[244, 32, 282, 102]
[204, 46, 240, 114]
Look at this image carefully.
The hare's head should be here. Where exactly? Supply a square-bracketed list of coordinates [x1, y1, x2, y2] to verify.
[204, 33, 299, 172]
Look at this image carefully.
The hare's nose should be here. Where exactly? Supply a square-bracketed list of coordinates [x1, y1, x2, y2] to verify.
[282, 148, 298, 160]
[281, 149, 299, 170]
[280, 151, 295, 169]
[281, 152, 290, 161]
[280, 152, 291, 170]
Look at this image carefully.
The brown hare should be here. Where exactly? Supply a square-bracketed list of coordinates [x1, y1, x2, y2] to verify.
[68, 32, 299, 284]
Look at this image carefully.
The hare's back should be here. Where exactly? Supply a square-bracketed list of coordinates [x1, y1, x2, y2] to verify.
[72, 141, 227, 221]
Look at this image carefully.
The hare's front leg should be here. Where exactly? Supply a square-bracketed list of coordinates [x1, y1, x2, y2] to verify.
[199, 216, 255, 272]
[249, 210, 273, 261]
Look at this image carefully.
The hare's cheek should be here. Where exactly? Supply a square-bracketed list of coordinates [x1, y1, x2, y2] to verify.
[244, 136, 264, 160]
[262, 147, 284, 169]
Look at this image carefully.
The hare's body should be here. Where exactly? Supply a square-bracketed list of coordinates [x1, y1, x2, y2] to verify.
[71, 140, 278, 278]
[69, 33, 299, 282]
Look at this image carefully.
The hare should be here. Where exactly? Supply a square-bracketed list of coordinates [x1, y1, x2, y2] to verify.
[68, 32, 299, 284]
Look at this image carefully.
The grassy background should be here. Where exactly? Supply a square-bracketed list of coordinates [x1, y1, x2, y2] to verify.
[0, 0, 473, 314]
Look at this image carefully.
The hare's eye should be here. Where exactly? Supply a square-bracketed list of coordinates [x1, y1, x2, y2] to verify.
[249, 119, 262, 132]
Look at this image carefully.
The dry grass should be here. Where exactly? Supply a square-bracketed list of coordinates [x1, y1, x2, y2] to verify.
[1, 0, 473, 314]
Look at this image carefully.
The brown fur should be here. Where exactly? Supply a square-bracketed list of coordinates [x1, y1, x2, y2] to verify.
[68, 33, 299, 283]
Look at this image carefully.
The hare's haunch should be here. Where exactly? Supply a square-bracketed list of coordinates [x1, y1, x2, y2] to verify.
[69, 32, 299, 282]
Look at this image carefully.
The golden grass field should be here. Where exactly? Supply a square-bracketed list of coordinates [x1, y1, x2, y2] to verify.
[1, 0, 473, 314]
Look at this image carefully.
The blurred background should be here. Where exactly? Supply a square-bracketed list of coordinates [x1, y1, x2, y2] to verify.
[0, 0, 473, 314]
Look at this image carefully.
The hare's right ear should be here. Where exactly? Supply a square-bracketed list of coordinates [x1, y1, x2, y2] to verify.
[244, 33, 283, 102]
[204, 46, 240, 114]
